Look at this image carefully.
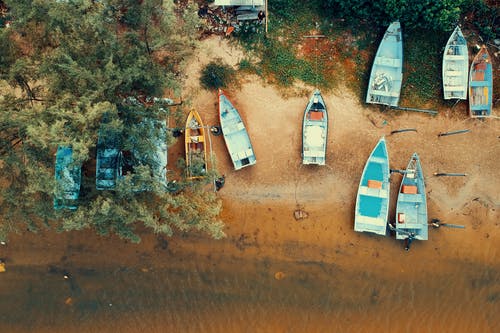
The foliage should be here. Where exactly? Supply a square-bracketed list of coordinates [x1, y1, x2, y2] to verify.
[461, 0, 499, 41]
[322, 0, 464, 31]
[200, 61, 236, 90]
[0, 0, 224, 242]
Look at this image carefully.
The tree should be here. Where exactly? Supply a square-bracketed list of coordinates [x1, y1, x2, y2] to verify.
[322, 0, 465, 31]
[0, 0, 224, 242]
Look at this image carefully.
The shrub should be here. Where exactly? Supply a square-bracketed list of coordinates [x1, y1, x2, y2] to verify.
[200, 61, 236, 90]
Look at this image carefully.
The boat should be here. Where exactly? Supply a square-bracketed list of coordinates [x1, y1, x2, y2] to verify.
[442, 26, 469, 100]
[121, 118, 168, 190]
[366, 21, 403, 107]
[96, 116, 122, 190]
[54, 146, 81, 210]
[218, 89, 256, 170]
[302, 90, 328, 165]
[354, 137, 390, 236]
[185, 109, 208, 179]
[395, 153, 428, 246]
[469, 45, 493, 117]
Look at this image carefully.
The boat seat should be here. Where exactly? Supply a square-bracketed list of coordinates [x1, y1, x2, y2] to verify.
[445, 70, 463, 76]
[355, 215, 386, 227]
[304, 150, 324, 157]
[398, 193, 424, 203]
[309, 111, 324, 121]
[470, 80, 488, 87]
[445, 55, 466, 60]
[370, 90, 400, 97]
[445, 86, 466, 91]
[375, 57, 401, 68]
[472, 72, 485, 81]
[359, 185, 387, 198]
[370, 156, 387, 164]
[235, 149, 253, 160]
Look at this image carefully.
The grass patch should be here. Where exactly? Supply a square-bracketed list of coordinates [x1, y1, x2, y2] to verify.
[400, 29, 448, 108]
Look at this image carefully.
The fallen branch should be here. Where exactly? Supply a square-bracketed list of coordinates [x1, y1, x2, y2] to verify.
[438, 129, 470, 137]
[391, 128, 417, 135]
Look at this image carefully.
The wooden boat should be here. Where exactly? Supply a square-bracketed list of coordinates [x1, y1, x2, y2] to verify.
[354, 137, 390, 236]
[185, 109, 207, 179]
[395, 153, 428, 244]
[54, 146, 81, 210]
[442, 26, 469, 100]
[469, 45, 493, 117]
[218, 89, 256, 170]
[96, 118, 122, 190]
[302, 90, 328, 165]
[366, 22, 403, 107]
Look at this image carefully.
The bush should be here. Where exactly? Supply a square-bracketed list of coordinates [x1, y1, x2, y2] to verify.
[200, 61, 236, 90]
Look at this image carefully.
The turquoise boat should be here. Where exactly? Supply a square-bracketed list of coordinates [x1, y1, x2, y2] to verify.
[54, 146, 81, 210]
[354, 137, 390, 236]
[218, 89, 256, 170]
[302, 90, 328, 165]
[366, 22, 403, 107]
[395, 153, 428, 245]
[96, 117, 122, 190]
[442, 26, 469, 100]
[469, 45, 493, 117]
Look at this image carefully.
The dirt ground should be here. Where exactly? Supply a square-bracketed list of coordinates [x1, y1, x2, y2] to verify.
[0, 37, 499, 332]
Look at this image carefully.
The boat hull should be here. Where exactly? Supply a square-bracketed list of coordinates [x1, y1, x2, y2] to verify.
[395, 153, 428, 241]
[185, 109, 208, 179]
[218, 89, 256, 170]
[302, 90, 328, 165]
[442, 26, 468, 100]
[366, 22, 403, 107]
[354, 137, 390, 235]
[469, 46, 493, 117]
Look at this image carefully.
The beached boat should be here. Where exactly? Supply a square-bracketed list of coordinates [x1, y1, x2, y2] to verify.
[395, 153, 428, 244]
[366, 22, 403, 107]
[302, 90, 328, 165]
[354, 137, 390, 236]
[96, 117, 122, 190]
[122, 118, 168, 190]
[469, 45, 493, 117]
[443, 26, 469, 100]
[54, 146, 81, 210]
[218, 89, 256, 170]
[185, 109, 207, 179]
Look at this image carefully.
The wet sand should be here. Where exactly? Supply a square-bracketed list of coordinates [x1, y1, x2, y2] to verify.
[0, 37, 499, 332]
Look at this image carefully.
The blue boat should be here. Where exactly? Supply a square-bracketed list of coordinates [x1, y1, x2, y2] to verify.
[302, 90, 328, 165]
[354, 137, 390, 236]
[469, 45, 493, 117]
[442, 26, 469, 100]
[96, 118, 122, 190]
[54, 146, 81, 210]
[395, 153, 428, 245]
[218, 89, 256, 170]
[366, 22, 403, 107]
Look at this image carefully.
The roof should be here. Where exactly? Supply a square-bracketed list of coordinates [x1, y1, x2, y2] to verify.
[213, 0, 264, 6]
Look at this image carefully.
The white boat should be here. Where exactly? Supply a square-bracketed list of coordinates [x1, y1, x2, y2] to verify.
[302, 90, 328, 165]
[443, 26, 468, 100]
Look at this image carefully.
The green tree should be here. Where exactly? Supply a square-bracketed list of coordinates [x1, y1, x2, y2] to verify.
[0, 0, 224, 242]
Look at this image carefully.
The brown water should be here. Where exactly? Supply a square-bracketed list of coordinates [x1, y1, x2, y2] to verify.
[0, 227, 499, 333]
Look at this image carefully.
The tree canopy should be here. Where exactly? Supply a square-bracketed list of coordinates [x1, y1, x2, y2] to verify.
[0, 0, 225, 242]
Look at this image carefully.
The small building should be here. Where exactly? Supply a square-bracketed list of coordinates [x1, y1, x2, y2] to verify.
[211, 0, 265, 22]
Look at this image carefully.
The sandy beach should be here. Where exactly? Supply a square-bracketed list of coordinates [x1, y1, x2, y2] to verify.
[0, 37, 499, 332]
